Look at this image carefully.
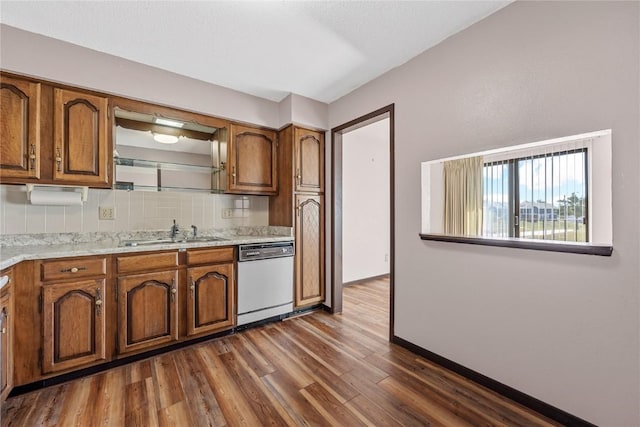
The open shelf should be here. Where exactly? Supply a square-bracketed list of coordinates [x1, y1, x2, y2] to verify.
[114, 157, 224, 193]
[114, 182, 224, 194]
[114, 157, 220, 173]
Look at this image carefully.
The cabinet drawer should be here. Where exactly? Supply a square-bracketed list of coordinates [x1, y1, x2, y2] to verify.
[41, 257, 107, 281]
[187, 247, 235, 266]
[117, 251, 178, 274]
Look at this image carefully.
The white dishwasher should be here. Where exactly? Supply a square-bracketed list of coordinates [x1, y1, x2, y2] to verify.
[237, 242, 294, 327]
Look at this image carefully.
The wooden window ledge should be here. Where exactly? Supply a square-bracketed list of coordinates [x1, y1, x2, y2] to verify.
[419, 233, 612, 256]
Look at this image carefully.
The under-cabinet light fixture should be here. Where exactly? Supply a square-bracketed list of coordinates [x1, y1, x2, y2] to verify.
[154, 117, 184, 128]
[153, 133, 179, 144]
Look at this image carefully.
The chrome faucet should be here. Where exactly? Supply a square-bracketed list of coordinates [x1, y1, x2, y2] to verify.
[170, 219, 180, 240]
[191, 225, 198, 238]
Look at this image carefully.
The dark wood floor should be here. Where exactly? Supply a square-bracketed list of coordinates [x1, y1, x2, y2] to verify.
[2, 277, 558, 426]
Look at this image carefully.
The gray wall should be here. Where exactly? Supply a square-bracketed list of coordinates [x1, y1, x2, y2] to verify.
[0, 25, 278, 126]
[329, 2, 639, 425]
[0, 25, 328, 129]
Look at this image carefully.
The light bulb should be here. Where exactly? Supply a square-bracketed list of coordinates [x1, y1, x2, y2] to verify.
[153, 133, 179, 144]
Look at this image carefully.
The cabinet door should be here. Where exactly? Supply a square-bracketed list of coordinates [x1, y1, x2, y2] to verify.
[117, 270, 178, 355]
[295, 127, 324, 193]
[186, 263, 234, 336]
[227, 124, 277, 194]
[53, 88, 110, 186]
[295, 195, 325, 307]
[0, 288, 11, 400]
[0, 75, 41, 181]
[41, 279, 106, 374]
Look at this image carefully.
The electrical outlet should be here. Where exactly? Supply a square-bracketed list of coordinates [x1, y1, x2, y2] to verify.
[222, 208, 234, 219]
[99, 206, 115, 220]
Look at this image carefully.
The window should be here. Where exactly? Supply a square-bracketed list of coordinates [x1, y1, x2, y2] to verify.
[483, 148, 588, 242]
[420, 130, 612, 255]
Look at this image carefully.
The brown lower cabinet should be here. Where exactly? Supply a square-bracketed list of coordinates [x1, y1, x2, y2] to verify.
[41, 279, 106, 374]
[295, 194, 325, 307]
[187, 263, 234, 336]
[117, 270, 179, 355]
[0, 269, 13, 401]
[8, 248, 237, 392]
[186, 247, 236, 337]
[40, 256, 108, 375]
[115, 251, 180, 356]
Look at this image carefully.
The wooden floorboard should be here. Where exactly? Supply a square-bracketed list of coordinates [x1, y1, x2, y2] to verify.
[1, 277, 560, 426]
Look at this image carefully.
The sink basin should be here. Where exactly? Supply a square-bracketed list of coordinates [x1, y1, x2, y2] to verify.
[121, 236, 227, 247]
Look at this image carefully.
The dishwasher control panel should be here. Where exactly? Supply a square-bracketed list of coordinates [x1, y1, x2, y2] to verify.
[238, 242, 295, 261]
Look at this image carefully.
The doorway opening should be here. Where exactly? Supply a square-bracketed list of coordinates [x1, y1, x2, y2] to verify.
[331, 104, 394, 340]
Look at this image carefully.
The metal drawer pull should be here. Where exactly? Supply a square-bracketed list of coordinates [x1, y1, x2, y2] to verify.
[29, 144, 37, 169]
[170, 278, 177, 303]
[60, 266, 87, 273]
[55, 148, 62, 172]
[190, 277, 195, 298]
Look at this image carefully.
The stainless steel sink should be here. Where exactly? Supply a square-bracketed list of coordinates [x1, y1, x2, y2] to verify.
[121, 236, 227, 247]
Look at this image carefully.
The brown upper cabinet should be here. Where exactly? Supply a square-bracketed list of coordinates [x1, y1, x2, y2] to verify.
[52, 88, 109, 185]
[2, 72, 288, 195]
[0, 73, 111, 188]
[227, 124, 278, 195]
[269, 125, 325, 227]
[0, 75, 42, 181]
[294, 127, 324, 193]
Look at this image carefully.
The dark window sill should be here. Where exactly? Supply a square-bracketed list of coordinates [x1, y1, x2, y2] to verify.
[419, 233, 612, 256]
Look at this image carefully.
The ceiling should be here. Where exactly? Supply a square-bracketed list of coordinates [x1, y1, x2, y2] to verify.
[0, 1, 510, 104]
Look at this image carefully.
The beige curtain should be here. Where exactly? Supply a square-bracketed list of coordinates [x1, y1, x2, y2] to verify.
[443, 156, 484, 236]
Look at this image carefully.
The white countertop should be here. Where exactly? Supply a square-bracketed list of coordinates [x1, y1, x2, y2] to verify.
[0, 235, 293, 270]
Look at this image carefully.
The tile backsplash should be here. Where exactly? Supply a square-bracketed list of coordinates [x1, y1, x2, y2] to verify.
[0, 185, 268, 235]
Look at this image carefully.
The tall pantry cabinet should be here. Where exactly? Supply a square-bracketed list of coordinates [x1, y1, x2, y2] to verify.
[270, 126, 325, 308]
